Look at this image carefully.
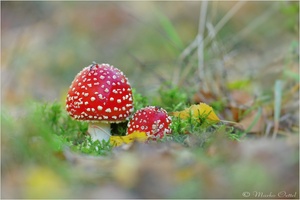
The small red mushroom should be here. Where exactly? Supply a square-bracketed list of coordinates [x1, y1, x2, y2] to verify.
[66, 62, 134, 142]
[127, 106, 172, 140]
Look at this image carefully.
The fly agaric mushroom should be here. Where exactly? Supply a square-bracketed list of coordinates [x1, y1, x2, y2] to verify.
[127, 106, 172, 140]
[66, 62, 134, 142]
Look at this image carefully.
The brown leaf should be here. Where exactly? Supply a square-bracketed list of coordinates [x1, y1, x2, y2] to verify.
[227, 90, 254, 121]
[230, 90, 254, 107]
[238, 109, 266, 134]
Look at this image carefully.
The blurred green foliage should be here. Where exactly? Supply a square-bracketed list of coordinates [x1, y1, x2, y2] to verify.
[153, 83, 189, 112]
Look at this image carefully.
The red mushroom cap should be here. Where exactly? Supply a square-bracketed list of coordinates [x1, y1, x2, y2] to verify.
[127, 106, 172, 139]
[66, 63, 134, 123]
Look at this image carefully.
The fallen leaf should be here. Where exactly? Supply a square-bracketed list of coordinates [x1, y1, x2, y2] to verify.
[230, 90, 254, 106]
[110, 131, 148, 147]
[238, 108, 266, 134]
[226, 90, 254, 121]
[172, 103, 220, 122]
[193, 89, 217, 104]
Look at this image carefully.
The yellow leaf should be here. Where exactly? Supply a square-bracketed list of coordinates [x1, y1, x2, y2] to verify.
[24, 166, 67, 198]
[172, 103, 220, 122]
[110, 131, 148, 147]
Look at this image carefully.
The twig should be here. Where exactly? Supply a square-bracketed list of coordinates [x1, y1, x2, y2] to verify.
[211, 1, 246, 41]
[178, 1, 246, 86]
[197, 0, 209, 90]
[179, 1, 246, 62]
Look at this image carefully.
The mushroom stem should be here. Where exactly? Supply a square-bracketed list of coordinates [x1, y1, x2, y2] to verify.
[88, 122, 111, 142]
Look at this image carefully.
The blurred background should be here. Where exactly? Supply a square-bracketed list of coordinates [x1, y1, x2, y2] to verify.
[2, 1, 298, 109]
[1, 1, 299, 199]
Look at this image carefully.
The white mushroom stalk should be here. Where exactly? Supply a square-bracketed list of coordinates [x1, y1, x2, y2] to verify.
[88, 122, 111, 142]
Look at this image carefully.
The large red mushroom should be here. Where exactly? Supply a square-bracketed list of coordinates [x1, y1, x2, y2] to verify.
[66, 62, 134, 142]
[127, 106, 172, 140]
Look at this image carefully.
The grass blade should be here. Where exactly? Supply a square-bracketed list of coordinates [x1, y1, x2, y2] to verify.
[272, 80, 283, 139]
[156, 9, 184, 50]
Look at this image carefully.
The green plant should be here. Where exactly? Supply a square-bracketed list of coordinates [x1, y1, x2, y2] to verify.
[154, 83, 189, 112]
[132, 88, 149, 112]
[72, 136, 112, 156]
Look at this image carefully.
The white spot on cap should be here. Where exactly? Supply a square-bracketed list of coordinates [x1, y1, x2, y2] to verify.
[110, 97, 114, 101]
[105, 108, 111, 113]
[117, 99, 121, 103]
[104, 88, 109, 93]
[112, 75, 117, 79]
[84, 102, 88, 105]
[84, 93, 89, 97]
[91, 97, 96, 101]
[97, 106, 103, 110]
[100, 76, 105, 80]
